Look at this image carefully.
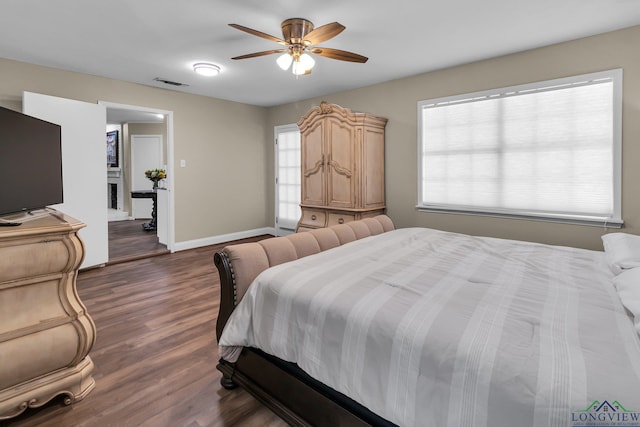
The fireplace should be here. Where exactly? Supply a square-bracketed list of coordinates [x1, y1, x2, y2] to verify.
[107, 169, 126, 220]
[108, 183, 118, 209]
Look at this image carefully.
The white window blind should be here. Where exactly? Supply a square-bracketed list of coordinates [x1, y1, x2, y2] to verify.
[418, 69, 622, 226]
[275, 125, 301, 231]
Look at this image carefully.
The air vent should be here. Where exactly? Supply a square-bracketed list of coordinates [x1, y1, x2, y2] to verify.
[153, 77, 189, 87]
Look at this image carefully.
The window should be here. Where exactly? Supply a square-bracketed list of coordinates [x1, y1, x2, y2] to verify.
[418, 69, 622, 227]
[275, 124, 301, 233]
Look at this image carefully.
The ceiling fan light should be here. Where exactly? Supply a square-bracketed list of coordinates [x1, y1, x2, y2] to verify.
[193, 63, 220, 76]
[276, 53, 293, 70]
[291, 61, 305, 75]
[298, 53, 315, 70]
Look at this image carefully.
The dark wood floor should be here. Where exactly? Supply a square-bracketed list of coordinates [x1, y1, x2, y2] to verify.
[108, 219, 170, 265]
[6, 236, 287, 427]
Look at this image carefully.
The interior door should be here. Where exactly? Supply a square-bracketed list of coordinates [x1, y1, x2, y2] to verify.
[23, 91, 108, 269]
[130, 135, 163, 219]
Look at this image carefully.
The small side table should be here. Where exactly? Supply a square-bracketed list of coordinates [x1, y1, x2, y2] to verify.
[131, 190, 157, 231]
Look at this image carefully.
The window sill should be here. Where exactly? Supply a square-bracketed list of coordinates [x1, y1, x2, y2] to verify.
[416, 206, 623, 229]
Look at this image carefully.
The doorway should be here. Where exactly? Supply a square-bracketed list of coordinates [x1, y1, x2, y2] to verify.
[130, 134, 163, 219]
[101, 101, 175, 263]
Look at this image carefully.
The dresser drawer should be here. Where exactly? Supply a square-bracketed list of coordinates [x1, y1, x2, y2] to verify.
[327, 212, 355, 226]
[300, 209, 326, 228]
[0, 239, 70, 283]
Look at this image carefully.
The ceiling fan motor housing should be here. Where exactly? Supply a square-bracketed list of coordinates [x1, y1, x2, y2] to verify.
[281, 18, 314, 44]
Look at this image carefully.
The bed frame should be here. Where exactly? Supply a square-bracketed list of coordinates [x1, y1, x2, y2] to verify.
[213, 216, 397, 426]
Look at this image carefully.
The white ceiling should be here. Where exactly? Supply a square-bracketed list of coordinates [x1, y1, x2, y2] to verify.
[2, 0, 640, 107]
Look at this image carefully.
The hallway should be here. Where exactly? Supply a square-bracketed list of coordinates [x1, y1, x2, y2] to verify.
[108, 219, 169, 265]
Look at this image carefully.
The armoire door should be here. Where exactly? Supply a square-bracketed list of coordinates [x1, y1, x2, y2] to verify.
[363, 127, 386, 208]
[326, 117, 355, 209]
[301, 120, 325, 206]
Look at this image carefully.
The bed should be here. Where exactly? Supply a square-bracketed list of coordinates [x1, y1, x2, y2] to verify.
[214, 216, 640, 427]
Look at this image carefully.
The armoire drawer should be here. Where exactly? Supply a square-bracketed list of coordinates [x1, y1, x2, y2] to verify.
[327, 212, 355, 226]
[300, 209, 326, 228]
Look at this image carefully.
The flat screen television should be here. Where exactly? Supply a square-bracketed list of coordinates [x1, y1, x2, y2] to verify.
[0, 106, 63, 218]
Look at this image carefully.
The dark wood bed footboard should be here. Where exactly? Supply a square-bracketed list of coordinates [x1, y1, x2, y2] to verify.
[216, 348, 396, 427]
[214, 251, 236, 341]
[213, 252, 396, 426]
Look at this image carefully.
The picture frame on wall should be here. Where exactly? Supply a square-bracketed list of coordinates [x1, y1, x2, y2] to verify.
[106, 130, 119, 168]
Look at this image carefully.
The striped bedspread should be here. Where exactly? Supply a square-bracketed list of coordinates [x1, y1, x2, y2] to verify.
[219, 227, 640, 427]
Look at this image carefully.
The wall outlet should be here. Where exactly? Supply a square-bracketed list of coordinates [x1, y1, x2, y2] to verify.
[180, 159, 186, 168]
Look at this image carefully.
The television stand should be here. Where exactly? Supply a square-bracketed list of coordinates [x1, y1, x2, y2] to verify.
[0, 209, 96, 419]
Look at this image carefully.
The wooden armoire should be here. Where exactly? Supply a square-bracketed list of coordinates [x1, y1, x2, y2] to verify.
[296, 102, 388, 232]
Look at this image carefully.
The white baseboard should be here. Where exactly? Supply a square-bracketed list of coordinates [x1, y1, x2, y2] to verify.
[172, 227, 276, 252]
[275, 227, 296, 237]
[107, 209, 131, 222]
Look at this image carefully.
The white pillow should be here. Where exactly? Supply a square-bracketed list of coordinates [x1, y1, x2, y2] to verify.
[601, 233, 640, 275]
[613, 268, 640, 336]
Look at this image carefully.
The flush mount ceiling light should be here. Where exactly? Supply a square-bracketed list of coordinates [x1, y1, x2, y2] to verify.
[229, 18, 367, 76]
[193, 63, 220, 76]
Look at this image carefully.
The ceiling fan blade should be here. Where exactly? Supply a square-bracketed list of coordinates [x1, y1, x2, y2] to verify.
[228, 24, 286, 45]
[231, 49, 286, 60]
[303, 22, 345, 46]
[310, 47, 368, 63]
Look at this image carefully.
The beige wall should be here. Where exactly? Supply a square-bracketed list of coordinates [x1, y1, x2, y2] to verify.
[267, 25, 640, 250]
[0, 59, 269, 243]
[1, 25, 638, 250]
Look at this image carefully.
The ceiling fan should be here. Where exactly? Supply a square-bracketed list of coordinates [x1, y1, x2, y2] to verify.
[229, 18, 368, 75]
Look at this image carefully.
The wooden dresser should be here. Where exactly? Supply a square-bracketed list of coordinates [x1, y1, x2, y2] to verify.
[0, 209, 96, 420]
[296, 102, 388, 232]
